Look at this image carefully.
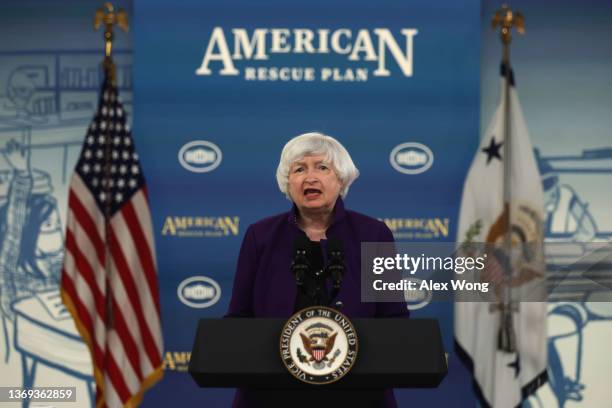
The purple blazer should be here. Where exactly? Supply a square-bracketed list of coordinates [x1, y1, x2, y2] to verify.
[227, 197, 409, 319]
[226, 198, 408, 407]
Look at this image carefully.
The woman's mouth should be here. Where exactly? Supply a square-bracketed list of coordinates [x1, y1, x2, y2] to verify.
[303, 188, 322, 199]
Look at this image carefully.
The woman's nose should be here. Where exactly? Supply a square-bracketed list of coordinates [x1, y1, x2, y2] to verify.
[304, 172, 319, 182]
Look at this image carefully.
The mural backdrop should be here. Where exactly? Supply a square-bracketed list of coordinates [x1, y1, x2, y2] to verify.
[0, 0, 609, 407]
[0, 1, 132, 407]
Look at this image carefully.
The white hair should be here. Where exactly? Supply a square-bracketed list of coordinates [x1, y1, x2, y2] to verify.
[276, 132, 359, 200]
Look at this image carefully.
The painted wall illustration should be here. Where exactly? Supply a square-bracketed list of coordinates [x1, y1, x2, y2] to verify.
[528, 148, 612, 408]
[0, 2, 133, 405]
[0, 0, 610, 407]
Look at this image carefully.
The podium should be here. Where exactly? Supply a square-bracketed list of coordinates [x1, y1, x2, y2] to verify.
[189, 318, 447, 391]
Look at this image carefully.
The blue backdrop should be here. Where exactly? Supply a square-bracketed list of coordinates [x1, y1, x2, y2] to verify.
[133, 0, 479, 406]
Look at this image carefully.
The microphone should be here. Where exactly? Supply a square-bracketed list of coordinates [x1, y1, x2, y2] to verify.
[291, 235, 310, 286]
[326, 238, 345, 292]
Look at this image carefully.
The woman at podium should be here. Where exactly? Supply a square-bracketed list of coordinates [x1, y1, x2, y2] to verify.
[226, 132, 408, 407]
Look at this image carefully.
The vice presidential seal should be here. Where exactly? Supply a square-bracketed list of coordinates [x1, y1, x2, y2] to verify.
[280, 306, 358, 385]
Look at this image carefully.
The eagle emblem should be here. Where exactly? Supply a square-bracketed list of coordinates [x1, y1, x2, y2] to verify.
[298, 323, 339, 369]
[280, 306, 358, 384]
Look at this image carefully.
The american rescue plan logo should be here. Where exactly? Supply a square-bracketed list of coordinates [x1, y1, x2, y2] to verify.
[280, 306, 358, 385]
[195, 27, 418, 82]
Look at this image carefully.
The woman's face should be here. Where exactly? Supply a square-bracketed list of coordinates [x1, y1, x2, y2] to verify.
[288, 154, 342, 214]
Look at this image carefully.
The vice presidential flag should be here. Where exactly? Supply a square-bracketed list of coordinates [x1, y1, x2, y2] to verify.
[61, 77, 164, 407]
[454, 64, 548, 408]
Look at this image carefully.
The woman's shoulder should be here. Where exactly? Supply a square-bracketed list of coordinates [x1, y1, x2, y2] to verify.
[243, 210, 293, 242]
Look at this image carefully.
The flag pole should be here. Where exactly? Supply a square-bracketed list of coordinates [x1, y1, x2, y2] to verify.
[94, 2, 129, 328]
[94, 2, 128, 86]
[492, 4, 525, 353]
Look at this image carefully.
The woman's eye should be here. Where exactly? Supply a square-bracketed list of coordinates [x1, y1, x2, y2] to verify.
[293, 167, 304, 173]
[318, 165, 328, 170]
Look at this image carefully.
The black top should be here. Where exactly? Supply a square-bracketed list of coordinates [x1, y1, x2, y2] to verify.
[294, 240, 331, 311]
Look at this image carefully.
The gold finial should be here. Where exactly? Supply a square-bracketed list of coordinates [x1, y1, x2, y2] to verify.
[492, 4, 525, 46]
[94, 2, 129, 83]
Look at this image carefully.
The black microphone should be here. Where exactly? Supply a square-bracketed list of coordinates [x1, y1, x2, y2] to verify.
[326, 238, 345, 291]
[291, 235, 310, 286]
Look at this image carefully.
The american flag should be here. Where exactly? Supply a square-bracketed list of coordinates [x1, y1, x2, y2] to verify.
[61, 78, 164, 408]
